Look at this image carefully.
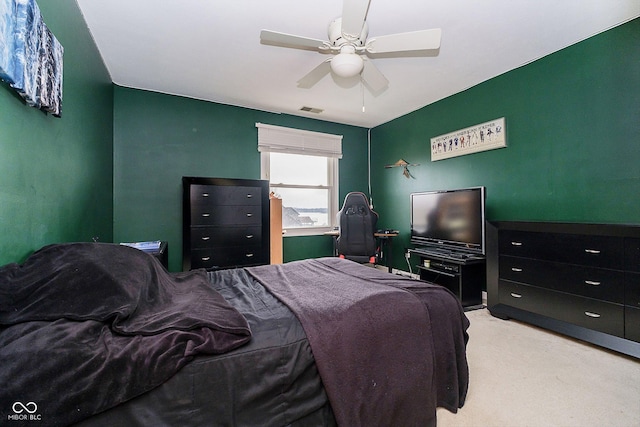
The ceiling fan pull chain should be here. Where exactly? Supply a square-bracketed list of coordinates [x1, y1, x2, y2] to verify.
[361, 78, 366, 113]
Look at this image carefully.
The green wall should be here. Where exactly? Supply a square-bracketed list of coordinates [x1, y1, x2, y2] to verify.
[3, 5, 636, 278]
[113, 87, 369, 271]
[0, 0, 113, 265]
[371, 19, 640, 272]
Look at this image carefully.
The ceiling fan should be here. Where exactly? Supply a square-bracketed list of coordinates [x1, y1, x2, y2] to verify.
[260, 0, 441, 94]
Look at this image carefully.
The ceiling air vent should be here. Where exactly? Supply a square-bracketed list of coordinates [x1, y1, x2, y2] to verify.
[300, 106, 323, 114]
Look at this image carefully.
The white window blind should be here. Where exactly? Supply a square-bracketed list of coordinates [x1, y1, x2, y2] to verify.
[256, 123, 343, 158]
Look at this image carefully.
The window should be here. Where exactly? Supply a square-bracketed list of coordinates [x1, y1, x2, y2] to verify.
[257, 123, 341, 236]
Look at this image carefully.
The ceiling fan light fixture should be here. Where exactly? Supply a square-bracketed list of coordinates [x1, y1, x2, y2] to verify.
[261, 3, 442, 93]
[330, 48, 363, 78]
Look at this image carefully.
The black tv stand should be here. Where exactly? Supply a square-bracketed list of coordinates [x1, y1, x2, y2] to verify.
[409, 247, 485, 310]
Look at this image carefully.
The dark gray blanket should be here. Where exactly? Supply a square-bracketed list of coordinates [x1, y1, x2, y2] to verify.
[74, 268, 334, 427]
[0, 243, 251, 426]
[247, 257, 469, 427]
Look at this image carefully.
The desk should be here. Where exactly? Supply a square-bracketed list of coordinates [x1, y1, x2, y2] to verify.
[325, 231, 398, 273]
[151, 241, 169, 269]
[120, 241, 168, 269]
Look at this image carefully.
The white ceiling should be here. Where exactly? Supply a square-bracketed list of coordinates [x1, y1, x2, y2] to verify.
[75, 0, 639, 128]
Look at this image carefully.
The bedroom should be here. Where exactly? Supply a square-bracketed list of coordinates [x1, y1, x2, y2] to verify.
[0, 0, 638, 426]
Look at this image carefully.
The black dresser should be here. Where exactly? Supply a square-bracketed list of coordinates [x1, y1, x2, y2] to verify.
[182, 177, 270, 271]
[487, 221, 640, 358]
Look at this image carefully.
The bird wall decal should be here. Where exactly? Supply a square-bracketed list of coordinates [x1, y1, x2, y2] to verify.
[384, 159, 419, 179]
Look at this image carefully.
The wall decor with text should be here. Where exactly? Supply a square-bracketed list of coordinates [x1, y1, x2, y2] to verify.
[430, 117, 506, 161]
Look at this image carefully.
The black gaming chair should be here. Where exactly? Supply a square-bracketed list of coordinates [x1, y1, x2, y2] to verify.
[336, 192, 379, 264]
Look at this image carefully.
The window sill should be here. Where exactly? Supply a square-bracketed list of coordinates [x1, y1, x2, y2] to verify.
[283, 227, 334, 237]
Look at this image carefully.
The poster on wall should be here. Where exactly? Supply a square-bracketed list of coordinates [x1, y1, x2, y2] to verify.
[0, 0, 63, 116]
[430, 117, 506, 161]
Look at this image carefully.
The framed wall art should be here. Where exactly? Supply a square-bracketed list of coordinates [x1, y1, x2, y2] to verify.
[0, 0, 63, 116]
[430, 117, 506, 161]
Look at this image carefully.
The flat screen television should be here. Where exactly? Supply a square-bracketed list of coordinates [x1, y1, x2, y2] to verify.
[410, 186, 486, 255]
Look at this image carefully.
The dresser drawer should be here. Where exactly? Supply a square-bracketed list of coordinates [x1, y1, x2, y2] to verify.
[190, 226, 263, 249]
[499, 230, 623, 269]
[191, 205, 262, 226]
[625, 238, 640, 272]
[625, 271, 640, 308]
[625, 306, 640, 343]
[191, 245, 266, 269]
[499, 256, 624, 303]
[190, 184, 262, 206]
[499, 281, 624, 337]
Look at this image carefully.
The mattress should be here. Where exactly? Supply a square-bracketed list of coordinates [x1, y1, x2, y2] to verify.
[75, 268, 336, 426]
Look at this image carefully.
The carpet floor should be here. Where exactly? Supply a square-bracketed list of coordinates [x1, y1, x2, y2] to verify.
[436, 308, 640, 427]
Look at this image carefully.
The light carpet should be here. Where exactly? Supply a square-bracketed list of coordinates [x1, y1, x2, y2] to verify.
[436, 308, 640, 427]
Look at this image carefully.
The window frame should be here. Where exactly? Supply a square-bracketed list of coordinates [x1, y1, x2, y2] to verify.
[260, 151, 339, 237]
[256, 123, 342, 237]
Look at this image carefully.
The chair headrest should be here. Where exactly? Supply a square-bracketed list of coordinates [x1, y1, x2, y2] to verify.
[342, 192, 369, 206]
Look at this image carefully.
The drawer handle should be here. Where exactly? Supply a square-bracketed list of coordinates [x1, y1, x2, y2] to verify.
[510, 293, 522, 298]
[584, 249, 601, 254]
[246, 213, 253, 217]
[246, 194, 253, 198]
[202, 193, 209, 197]
[511, 241, 523, 246]
[245, 253, 254, 258]
[202, 213, 211, 217]
[201, 236, 211, 241]
[201, 256, 211, 261]
[511, 267, 523, 272]
[585, 280, 601, 286]
[246, 234, 254, 239]
[584, 311, 601, 318]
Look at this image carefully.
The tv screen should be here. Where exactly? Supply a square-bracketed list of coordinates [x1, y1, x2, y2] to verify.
[410, 187, 486, 254]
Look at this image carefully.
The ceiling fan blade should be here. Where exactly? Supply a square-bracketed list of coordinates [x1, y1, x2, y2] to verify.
[297, 59, 332, 89]
[341, 0, 371, 41]
[361, 59, 388, 93]
[260, 30, 326, 51]
[366, 28, 441, 54]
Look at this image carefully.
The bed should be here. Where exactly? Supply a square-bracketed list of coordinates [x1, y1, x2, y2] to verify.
[0, 243, 469, 426]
